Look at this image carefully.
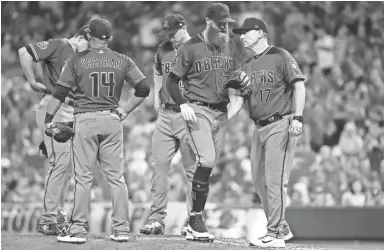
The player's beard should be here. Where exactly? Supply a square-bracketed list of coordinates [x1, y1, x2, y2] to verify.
[207, 24, 229, 49]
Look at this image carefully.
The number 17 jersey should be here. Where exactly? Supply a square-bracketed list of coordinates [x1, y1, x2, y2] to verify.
[58, 47, 146, 114]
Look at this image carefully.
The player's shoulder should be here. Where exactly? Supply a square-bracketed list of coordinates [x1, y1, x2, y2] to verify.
[157, 41, 173, 53]
[267, 46, 292, 58]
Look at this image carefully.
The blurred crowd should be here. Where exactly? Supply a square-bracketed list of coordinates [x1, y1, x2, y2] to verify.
[2, 2, 384, 207]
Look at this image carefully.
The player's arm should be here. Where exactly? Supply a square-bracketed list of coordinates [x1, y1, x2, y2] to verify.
[18, 40, 56, 92]
[227, 88, 244, 120]
[281, 49, 306, 136]
[153, 51, 163, 111]
[45, 56, 76, 127]
[123, 58, 150, 118]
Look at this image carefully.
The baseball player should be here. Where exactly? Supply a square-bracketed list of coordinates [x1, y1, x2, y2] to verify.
[140, 14, 196, 236]
[44, 18, 150, 244]
[232, 18, 306, 248]
[18, 26, 90, 235]
[166, 3, 246, 241]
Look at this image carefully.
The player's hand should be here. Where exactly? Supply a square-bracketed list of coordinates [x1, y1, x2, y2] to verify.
[113, 107, 129, 121]
[30, 81, 46, 93]
[154, 97, 160, 112]
[289, 119, 303, 137]
[180, 103, 197, 123]
[45, 122, 54, 129]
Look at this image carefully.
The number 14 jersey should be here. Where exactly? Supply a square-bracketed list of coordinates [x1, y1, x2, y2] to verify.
[58, 47, 146, 114]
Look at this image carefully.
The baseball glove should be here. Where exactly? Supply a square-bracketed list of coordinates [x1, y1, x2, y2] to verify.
[222, 69, 250, 90]
[45, 122, 75, 143]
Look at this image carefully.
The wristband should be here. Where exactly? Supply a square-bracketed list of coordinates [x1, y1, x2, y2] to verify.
[44, 113, 54, 124]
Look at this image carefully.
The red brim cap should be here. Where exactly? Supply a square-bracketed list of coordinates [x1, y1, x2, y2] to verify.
[232, 28, 253, 35]
[158, 27, 179, 36]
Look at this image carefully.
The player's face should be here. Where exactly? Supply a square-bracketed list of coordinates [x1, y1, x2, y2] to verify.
[207, 19, 229, 46]
[77, 36, 89, 52]
[168, 29, 184, 48]
[240, 30, 260, 48]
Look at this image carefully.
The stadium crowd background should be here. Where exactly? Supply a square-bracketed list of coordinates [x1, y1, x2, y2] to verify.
[2, 2, 384, 208]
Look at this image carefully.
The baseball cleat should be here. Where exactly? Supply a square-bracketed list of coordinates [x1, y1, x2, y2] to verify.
[250, 235, 285, 248]
[37, 223, 61, 236]
[110, 232, 130, 242]
[284, 230, 294, 241]
[139, 219, 165, 235]
[57, 230, 86, 244]
[181, 220, 188, 236]
[185, 212, 213, 242]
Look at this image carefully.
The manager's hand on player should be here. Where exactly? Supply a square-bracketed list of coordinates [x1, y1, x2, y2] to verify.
[180, 103, 197, 123]
[30, 81, 47, 93]
[289, 119, 302, 137]
[114, 107, 129, 121]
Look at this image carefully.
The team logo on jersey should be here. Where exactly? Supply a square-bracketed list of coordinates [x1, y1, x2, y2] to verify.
[36, 41, 49, 50]
[290, 61, 297, 69]
[61, 60, 68, 74]
[163, 21, 169, 28]
[289, 61, 301, 74]
[97, 49, 104, 54]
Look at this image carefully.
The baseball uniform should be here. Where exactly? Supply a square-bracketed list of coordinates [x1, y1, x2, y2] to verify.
[147, 40, 196, 226]
[170, 33, 237, 213]
[57, 46, 146, 236]
[241, 46, 305, 238]
[27, 38, 75, 228]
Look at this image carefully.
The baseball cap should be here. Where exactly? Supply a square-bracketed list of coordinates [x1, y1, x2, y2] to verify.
[89, 18, 112, 40]
[159, 14, 186, 36]
[76, 25, 90, 40]
[233, 17, 269, 35]
[206, 3, 235, 23]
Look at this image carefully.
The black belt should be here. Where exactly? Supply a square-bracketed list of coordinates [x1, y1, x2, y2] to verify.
[162, 103, 181, 112]
[254, 113, 287, 127]
[189, 100, 227, 112]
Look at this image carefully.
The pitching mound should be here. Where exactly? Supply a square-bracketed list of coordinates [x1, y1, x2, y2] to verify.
[1, 233, 362, 250]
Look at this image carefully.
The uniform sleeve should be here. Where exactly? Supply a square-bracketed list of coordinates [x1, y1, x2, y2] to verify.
[281, 49, 305, 85]
[170, 44, 192, 78]
[26, 40, 57, 62]
[154, 50, 162, 75]
[125, 57, 146, 85]
[57, 55, 77, 89]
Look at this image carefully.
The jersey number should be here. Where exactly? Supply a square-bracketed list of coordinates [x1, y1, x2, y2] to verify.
[89, 72, 116, 98]
[260, 88, 271, 103]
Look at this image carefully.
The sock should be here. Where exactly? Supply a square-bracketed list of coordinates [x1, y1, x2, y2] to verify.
[191, 166, 212, 213]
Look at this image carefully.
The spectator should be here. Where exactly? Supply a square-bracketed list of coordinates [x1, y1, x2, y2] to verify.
[341, 179, 367, 207]
[338, 122, 364, 156]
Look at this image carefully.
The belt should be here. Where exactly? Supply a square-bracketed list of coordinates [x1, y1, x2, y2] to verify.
[254, 113, 291, 127]
[189, 100, 227, 112]
[76, 108, 119, 115]
[162, 103, 181, 112]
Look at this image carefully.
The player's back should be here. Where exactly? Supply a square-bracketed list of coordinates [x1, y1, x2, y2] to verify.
[73, 47, 131, 114]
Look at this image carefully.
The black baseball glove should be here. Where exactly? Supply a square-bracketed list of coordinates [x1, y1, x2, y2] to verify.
[45, 122, 75, 143]
[222, 69, 250, 90]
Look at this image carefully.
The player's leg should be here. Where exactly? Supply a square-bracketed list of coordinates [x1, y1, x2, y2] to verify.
[184, 105, 216, 240]
[98, 113, 130, 242]
[254, 118, 297, 248]
[250, 126, 268, 221]
[175, 112, 196, 236]
[141, 110, 178, 235]
[58, 113, 98, 243]
[35, 96, 71, 235]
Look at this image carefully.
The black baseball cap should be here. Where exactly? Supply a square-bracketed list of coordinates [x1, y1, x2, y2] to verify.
[89, 18, 112, 40]
[76, 25, 90, 40]
[159, 14, 186, 36]
[206, 3, 236, 23]
[233, 17, 269, 35]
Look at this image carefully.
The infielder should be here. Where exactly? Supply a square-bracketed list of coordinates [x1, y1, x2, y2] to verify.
[140, 14, 196, 236]
[44, 18, 150, 243]
[166, 3, 246, 241]
[232, 18, 306, 248]
[18, 26, 90, 235]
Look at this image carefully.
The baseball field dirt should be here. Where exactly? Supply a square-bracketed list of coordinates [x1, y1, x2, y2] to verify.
[3, 233, 383, 250]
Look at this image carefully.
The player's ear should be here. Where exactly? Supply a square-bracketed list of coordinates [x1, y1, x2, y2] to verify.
[108, 36, 113, 42]
[205, 17, 210, 25]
